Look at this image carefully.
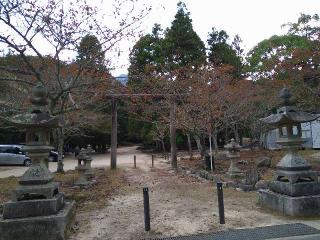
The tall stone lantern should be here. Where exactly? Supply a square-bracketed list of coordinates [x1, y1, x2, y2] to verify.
[0, 83, 75, 240]
[259, 88, 320, 216]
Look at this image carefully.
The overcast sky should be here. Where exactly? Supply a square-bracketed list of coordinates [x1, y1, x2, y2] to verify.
[110, 0, 320, 76]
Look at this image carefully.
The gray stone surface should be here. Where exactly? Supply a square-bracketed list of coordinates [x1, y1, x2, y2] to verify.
[13, 181, 59, 201]
[274, 170, 318, 184]
[270, 181, 320, 197]
[19, 163, 54, 185]
[74, 175, 89, 187]
[256, 156, 271, 168]
[3, 193, 65, 219]
[255, 180, 269, 190]
[258, 189, 320, 216]
[238, 184, 255, 192]
[0, 200, 75, 240]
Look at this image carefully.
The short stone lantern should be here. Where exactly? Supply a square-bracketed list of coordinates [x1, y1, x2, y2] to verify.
[0, 83, 75, 240]
[259, 87, 320, 216]
[84, 144, 94, 178]
[74, 148, 89, 186]
[224, 138, 243, 178]
[76, 148, 88, 171]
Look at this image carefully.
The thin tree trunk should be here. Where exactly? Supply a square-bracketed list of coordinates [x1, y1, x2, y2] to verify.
[194, 135, 205, 157]
[111, 98, 117, 169]
[233, 124, 240, 143]
[170, 100, 177, 168]
[56, 127, 64, 172]
[187, 133, 193, 159]
[225, 128, 228, 145]
[209, 132, 214, 171]
[212, 130, 218, 155]
[161, 138, 166, 159]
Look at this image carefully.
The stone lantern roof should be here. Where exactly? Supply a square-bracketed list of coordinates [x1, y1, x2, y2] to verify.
[260, 87, 318, 127]
[0, 83, 63, 128]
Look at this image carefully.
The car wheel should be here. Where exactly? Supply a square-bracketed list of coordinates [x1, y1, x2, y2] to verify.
[24, 159, 32, 167]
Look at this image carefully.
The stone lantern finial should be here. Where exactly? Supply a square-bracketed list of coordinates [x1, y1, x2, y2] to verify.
[279, 87, 292, 106]
[30, 82, 48, 106]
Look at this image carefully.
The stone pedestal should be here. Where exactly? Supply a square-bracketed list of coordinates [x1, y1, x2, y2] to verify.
[0, 201, 76, 240]
[74, 175, 89, 187]
[259, 189, 320, 216]
[3, 193, 64, 219]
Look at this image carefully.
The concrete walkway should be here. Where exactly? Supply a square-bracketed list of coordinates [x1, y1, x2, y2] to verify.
[151, 223, 320, 240]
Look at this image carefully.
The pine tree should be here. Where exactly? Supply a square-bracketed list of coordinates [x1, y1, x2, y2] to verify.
[128, 24, 165, 89]
[207, 27, 243, 76]
[164, 1, 206, 69]
[77, 34, 106, 72]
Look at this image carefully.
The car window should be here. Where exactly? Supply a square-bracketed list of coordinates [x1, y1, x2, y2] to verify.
[4, 148, 13, 153]
[13, 147, 20, 154]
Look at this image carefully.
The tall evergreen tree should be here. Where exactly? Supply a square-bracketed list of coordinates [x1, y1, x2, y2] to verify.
[128, 24, 164, 89]
[77, 34, 106, 72]
[207, 27, 243, 76]
[164, 1, 206, 69]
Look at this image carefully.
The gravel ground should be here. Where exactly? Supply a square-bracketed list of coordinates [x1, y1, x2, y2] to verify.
[0, 146, 154, 178]
[69, 157, 299, 240]
[3, 146, 320, 239]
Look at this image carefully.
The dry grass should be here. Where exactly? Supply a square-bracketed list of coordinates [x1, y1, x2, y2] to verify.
[0, 168, 127, 213]
[0, 176, 18, 203]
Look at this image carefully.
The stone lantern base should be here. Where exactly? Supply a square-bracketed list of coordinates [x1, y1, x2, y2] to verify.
[258, 189, 320, 216]
[0, 200, 75, 240]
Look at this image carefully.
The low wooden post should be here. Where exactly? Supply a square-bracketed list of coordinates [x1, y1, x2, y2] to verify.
[143, 187, 150, 231]
[217, 182, 225, 224]
[134, 155, 136, 168]
[151, 155, 154, 168]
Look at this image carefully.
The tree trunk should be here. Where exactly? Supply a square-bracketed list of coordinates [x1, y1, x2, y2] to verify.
[170, 100, 177, 168]
[111, 98, 117, 170]
[212, 130, 218, 155]
[209, 132, 214, 171]
[161, 138, 166, 159]
[233, 124, 240, 143]
[224, 128, 228, 145]
[194, 135, 205, 157]
[186, 133, 193, 159]
[56, 127, 64, 172]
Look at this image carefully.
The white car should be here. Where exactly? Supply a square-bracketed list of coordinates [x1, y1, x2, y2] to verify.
[0, 145, 32, 166]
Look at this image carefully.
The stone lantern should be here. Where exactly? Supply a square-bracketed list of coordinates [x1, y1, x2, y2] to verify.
[84, 144, 94, 178]
[224, 138, 243, 178]
[0, 83, 75, 240]
[74, 148, 89, 187]
[259, 87, 320, 216]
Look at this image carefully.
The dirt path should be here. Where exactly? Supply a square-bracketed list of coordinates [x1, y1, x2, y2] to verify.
[69, 158, 305, 240]
[0, 146, 154, 178]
